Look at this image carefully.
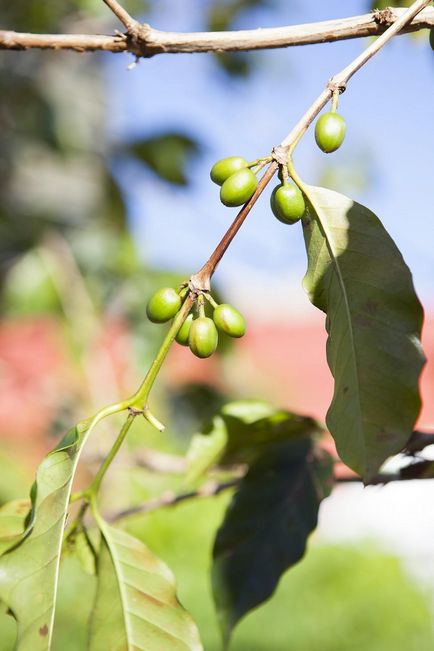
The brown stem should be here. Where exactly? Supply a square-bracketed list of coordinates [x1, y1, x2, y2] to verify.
[1, 7, 434, 56]
[281, 0, 432, 150]
[101, 0, 137, 30]
[108, 458, 434, 521]
[190, 162, 278, 289]
[190, 0, 431, 287]
[109, 478, 240, 521]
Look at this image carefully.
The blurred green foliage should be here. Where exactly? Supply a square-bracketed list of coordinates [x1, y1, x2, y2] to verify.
[207, 0, 276, 76]
[126, 132, 202, 186]
[370, 0, 413, 10]
[0, 403, 420, 650]
[2, 496, 432, 651]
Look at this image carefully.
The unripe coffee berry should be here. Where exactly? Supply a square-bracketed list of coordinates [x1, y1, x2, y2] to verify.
[175, 314, 194, 346]
[210, 156, 248, 186]
[314, 112, 346, 153]
[189, 317, 218, 358]
[146, 287, 181, 323]
[220, 168, 258, 207]
[271, 184, 305, 224]
[213, 304, 246, 338]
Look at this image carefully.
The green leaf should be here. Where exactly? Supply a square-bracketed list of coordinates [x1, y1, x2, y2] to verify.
[126, 132, 201, 186]
[186, 400, 322, 480]
[0, 418, 97, 649]
[212, 439, 334, 643]
[302, 185, 425, 481]
[64, 525, 97, 576]
[89, 521, 203, 651]
[0, 499, 30, 555]
[187, 416, 228, 482]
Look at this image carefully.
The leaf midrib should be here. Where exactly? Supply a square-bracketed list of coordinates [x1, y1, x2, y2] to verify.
[101, 526, 194, 651]
[304, 187, 365, 459]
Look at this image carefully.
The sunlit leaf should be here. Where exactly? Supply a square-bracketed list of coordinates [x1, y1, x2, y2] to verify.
[0, 419, 96, 649]
[302, 185, 425, 481]
[212, 439, 334, 644]
[186, 400, 322, 480]
[89, 520, 203, 651]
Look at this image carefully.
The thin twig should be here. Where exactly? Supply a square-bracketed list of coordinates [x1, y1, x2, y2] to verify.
[108, 478, 241, 521]
[404, 430, 434, 454]
[190, 0, 431, 288]
[87, 448, 188, 474]
[1, 7, 434, 56]
[108, 458, 434, 521]
[101, 0, 137, 31]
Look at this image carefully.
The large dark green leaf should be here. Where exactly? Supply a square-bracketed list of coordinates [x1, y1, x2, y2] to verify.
[89, 520, 203, 651]
[0, 418, 98, 650]
[212, 439, 334, 644]
[302, 185, 425, 481]
[186, 400, 322, 481]
[126, 132, 201, 186]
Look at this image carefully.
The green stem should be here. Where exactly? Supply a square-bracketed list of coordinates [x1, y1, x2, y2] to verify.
[287, 157, 306, 193]
[130, 294, 194, 410]
[286, 129, 305, 158]
[331, 90, 339, 112]
[64, 501, 88, 542]
[281, 163, 290, 185]
[247, 155, 272, 168]
[204, 292, 218, 308]
[197, 293, 206, 318]
[88, 412, 136, 498]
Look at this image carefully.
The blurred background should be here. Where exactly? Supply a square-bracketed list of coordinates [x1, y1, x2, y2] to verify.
[0, 0, 434, 649]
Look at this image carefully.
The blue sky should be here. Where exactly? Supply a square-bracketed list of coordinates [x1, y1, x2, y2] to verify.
[106, 0, 434, 317]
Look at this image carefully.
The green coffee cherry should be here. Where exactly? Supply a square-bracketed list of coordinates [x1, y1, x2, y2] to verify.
[220, 168, 258, 207]
[213, 304, 246, 338]
[175, 314, 193, 346]
[271, 183, 305, 224]
[314, 112, 346, 153]
[146, 287, 181, 323]
[189, 317, 218, 358]
[210, 156, 248, 186]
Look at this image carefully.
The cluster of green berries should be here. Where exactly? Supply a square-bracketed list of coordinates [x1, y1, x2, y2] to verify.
[146, 111, 346, 349]
[146, 287, 246, 359]
[209, 109, 346, 225]
[210, 156, 258, 207]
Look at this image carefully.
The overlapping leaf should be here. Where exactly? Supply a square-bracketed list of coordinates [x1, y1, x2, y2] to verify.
[186, 400, 322, 481]
[212, 439, 334, 644]
[0, 499, 31, 555]
[302, 185, 425, 481]
[0, 420, 92, 650]
[89, 520, 203, 651]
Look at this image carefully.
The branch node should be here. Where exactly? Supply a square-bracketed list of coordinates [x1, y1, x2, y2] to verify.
[327, 79, 347, 95]
[128, 406, 143, 417]
[189, 273, 211, 293]
[126, 23, 159, 59]
[373, 8, 397, 26]
[271, 145, 289, 165]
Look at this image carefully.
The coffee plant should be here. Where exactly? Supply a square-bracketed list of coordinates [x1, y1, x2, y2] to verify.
[0, 1, 433, 649]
